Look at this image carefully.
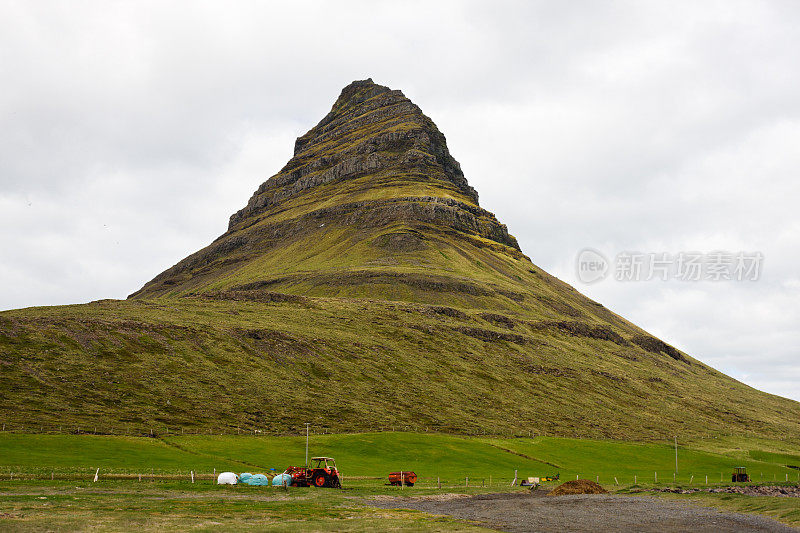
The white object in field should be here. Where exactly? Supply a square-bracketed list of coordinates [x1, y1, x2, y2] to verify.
[217, 472, 238, 485]
[93, 468, 99, 482]
[529, 477, 539, 484]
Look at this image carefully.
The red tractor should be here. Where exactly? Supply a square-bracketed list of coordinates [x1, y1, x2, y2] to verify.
[284, 457, 341, 488]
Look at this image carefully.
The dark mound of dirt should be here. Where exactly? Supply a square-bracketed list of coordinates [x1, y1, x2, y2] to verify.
[549, 479, 609, 496]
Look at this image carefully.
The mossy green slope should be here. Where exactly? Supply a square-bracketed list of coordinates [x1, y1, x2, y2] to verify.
[1, 79, 798, 440]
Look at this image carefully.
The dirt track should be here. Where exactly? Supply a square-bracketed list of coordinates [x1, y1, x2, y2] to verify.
[372, 492, 797, 532]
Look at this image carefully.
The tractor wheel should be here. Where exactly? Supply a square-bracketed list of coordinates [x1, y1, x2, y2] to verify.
[405, 482, 414, 487]
[331, 476, 342, 488]
[314, 474, 327, 487]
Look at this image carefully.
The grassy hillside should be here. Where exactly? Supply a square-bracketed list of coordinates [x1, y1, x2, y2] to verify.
[3, 295, 799, 441]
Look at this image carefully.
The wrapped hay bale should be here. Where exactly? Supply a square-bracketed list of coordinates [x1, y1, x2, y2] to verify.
[217, 472, 239, 485]
[245, 474, 271, 486]
[272, 473, 293, 487]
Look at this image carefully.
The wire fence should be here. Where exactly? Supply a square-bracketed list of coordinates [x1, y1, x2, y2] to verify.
[0, 421, 790, 443]
[2, 469, 797, 487]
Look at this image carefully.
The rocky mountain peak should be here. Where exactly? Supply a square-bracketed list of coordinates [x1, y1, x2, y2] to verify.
[132, 80, 521, 299]
[228, 79, 479, 229]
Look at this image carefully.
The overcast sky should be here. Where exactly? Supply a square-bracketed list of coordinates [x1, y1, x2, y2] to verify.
[2, 1, 799, 402]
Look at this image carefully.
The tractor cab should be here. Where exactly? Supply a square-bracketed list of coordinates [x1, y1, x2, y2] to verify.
[732, 467, 750, 483]
[311, 457, 337, 471]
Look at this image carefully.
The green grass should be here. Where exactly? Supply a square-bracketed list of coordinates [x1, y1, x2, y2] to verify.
[483, 436, 797, 484]
[0, 434, 251, 475]
[0, 432, 798, 530]
[0, 480, 492, 532]
[749, 450, 800, 468]
[1, 432, 796, 485]
[161, 432, 556, 480]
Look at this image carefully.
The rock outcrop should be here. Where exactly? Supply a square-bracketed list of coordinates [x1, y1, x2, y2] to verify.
[228, 79, 480, 229]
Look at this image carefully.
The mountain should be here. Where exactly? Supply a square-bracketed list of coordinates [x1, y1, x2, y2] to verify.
[130, 78, 522, 305]
[1, 79, 798, 440]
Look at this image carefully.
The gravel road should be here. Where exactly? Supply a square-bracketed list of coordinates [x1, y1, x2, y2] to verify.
[372, 491, 797, 532]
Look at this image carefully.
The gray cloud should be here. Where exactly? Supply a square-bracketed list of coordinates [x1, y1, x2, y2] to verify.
[1, 0, 798, 401]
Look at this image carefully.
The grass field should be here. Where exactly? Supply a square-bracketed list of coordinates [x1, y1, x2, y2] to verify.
[1, 432, 797, 485]
[0, 480, 495, 532]
[1, 432, 799, 531]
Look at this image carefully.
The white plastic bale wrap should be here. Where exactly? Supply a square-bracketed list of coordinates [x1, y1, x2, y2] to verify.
[217, 472, 239, 485]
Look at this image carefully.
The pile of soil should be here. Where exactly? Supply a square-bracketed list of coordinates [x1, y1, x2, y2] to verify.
[549, 479, 609, 496]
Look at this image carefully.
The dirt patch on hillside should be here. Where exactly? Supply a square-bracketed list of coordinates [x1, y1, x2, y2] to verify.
[549, 479, 608, 496]
[422, 305, 468, 320]
[479, 312, 518, 329]
[371, 230, 428, 252]
[631, 334, 689, 363]
[197, 290, 311, 305]
[529, 320, 629, 346]
[452, 326, 528, 344]
[373, 492, 796, 532]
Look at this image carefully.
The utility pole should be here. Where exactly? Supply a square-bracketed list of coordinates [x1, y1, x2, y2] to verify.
[305, 423, 310, 467]
[674, 436, 678, 477]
